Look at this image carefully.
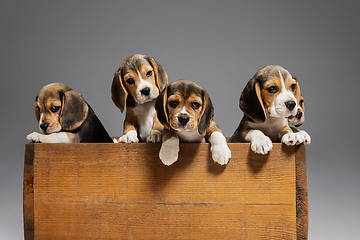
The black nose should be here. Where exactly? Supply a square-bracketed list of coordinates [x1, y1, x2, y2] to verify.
[140, 87, 150, 96]
[285, 101, 296, 111]
[296, 111, 303, 120]
[40, 123, 48, 131]
[178, 116, 190, 126]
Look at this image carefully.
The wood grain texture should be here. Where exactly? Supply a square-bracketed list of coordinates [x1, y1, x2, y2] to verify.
[24, 142, 306, 240]
[295, 145, 308, 240]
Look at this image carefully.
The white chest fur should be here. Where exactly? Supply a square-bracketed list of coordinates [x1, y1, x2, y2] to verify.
[177, 129, 205, 143]
[133, 100, 156, 140]
[248, 116, 288, 142]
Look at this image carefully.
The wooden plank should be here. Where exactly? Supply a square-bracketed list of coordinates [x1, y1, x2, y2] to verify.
[24, 142, 300, 240]
[23, 144, 34, 240]
[295, 145, 308, 240]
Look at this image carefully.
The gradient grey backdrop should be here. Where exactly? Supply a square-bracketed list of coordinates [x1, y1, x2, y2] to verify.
[1, 1, 359, 239]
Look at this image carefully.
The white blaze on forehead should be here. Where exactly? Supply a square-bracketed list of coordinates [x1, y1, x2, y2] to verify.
[278, 70, 287, 92]
[137, 71, 146, 88]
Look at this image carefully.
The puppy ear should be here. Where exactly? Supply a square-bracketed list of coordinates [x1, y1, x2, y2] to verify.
[60, 90, 89, 131]
[294, 81, 301, 103]
[34, 96, 40, 123]
[198, 89, 214, 134]
[146, 57, 168, 91]
[155, 86, 170, 129]
[240, 77, 266, 123]
[111, 71, 127, 113]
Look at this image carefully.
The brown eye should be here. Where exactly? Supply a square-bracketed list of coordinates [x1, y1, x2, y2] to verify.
[146, 71, 153, 77]
[291, 84, 296, 92]
[36, 106, 40, 111]
[267, 86, 278, 93]
[191, 102, 201, 110]
[126, 78, 135, 84]
[51, 106, 60, 113]
[169, 101, 179, 108]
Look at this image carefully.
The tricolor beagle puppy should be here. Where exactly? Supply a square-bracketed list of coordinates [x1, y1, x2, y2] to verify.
[26, 83, 113, 143]
[111, 54, 168, 143]
[155, 80, 231, 166]
[228, 65, 309, 154]
[288, 96, 311, 144]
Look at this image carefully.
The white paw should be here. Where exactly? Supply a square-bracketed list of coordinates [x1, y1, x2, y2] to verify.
[282, 132, 298, 146]
[295, 130, 311, 145]
[251, 135, 273, 155]
[146, 130, 162, 143]
[159, 137, 179, 166]
[211, 143, 231, 165]
[26, 132, 45, 143]
[118, 130, 139, 143]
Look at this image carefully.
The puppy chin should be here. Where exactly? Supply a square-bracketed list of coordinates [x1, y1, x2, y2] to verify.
[135, 93, 157, 104]
[171, 122, 196, 132]
[39, 125, 61, 135]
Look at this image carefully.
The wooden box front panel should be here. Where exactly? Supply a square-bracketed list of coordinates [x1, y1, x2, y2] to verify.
[24, 143, 303, 240]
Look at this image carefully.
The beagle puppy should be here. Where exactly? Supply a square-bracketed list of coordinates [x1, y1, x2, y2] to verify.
[228, 65, 309, 154]
[155, 80, 231, 166]
[111, 54, 168, 143]
[26, 83, 113, 143]
[288, 96, 311, 144]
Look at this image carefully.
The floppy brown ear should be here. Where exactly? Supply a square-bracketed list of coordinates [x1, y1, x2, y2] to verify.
[155, 86, 170, 129]
[34, 96, 40, 123]
[60, 90, 89, 131]
[111, 71, 127, 113]
[146, 57, 168, 91]
[239, 77, 266, 123]
[294, 81, 301, 104]
[198, 89, 214, 134]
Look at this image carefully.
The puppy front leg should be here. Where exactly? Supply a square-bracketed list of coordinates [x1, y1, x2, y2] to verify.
[290, 127, 311, 145]
[209, 131, 231, 165]
[245, 129, 273, 155]
[205, 122, 231, 165]
[159, 129, 179, 166]
[118, 114, 139, 143]
[281, 125, 300, 146]
[146, 115, 163, 143]
[26, 132, 76, 143]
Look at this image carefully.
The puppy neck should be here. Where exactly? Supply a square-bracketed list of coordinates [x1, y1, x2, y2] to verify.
[176, 128, 205, 143]
[248, 112, 288, 141]
[132, 99, 156, 141]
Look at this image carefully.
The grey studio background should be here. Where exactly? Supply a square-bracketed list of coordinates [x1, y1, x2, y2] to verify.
[1, 0, 359, 239]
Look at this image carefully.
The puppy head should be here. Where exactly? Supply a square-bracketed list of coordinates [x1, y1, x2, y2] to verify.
[34, 83, 89, 134]
[288, 96, 305, 127]
[111, 54, 168, 112]
[240, 65, 300, 122]
[155, 80, 214, 134]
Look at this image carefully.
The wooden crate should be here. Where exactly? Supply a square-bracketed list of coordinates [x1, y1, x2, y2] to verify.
[23, 143, 308, 240]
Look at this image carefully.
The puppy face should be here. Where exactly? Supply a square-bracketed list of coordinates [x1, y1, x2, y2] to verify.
[156, 80, 214, 134]
[111, 54, 168, 112]
[288, 96, 305, 127]
[34, 83, 88, 134]
[240, 65, 301, 122]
